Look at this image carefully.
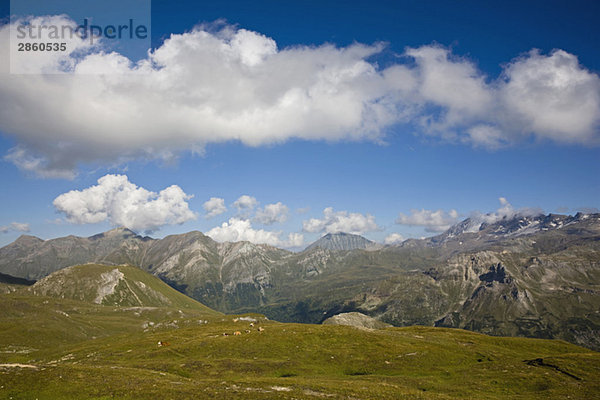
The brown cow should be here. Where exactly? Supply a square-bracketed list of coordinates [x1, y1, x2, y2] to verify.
[158, 341, 170, 347]
[233, 331, 242, 336]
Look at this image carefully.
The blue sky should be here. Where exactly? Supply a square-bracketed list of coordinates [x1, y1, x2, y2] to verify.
[0, 0, 598, 248]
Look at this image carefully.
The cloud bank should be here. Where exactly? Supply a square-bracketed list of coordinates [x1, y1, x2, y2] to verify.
[53, 174, 196, 233]
[206, 217, 303, 248]
[0, 18, 598, 177]
[303, 207, 379, 235]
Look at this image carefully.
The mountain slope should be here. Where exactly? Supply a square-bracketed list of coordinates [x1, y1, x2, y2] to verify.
[29, 263, 214, 311]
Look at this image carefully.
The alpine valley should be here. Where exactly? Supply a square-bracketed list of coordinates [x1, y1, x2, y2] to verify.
[1, 212, 599, 352]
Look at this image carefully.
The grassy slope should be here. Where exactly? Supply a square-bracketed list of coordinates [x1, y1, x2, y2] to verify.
[30, 264, 215, 311]
[0, 292, 598, 399]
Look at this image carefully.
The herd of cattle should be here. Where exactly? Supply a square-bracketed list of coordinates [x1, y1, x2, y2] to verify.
[223, 324, 265, 336]
[158, 318, 265, 345]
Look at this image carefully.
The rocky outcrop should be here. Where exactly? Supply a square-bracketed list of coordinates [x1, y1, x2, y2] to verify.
[322, 312, 391, 329]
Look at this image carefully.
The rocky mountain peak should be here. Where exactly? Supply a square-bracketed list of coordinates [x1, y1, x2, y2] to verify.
[13, 234, 44, 245]
[304, 232, 378, 252]
[89, 227, 140, 241]
[439, 212, 595, 243]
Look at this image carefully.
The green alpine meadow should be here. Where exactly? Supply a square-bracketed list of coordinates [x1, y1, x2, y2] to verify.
[1, 264, 599, 399]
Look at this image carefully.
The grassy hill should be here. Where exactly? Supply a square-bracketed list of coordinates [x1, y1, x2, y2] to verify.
[0, 264, 221, 354]
[0, 265, 599, 399]
[28, 263, 213, 310]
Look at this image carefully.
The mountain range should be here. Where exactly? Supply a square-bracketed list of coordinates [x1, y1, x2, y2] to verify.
[1, 212, 599, 350]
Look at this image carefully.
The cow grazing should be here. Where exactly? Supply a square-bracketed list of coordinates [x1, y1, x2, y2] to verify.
[257, 327, 265, 332]
[233, 331, 242, 336]
[158, 341, 170, 347]
[249, 322, 254, 327]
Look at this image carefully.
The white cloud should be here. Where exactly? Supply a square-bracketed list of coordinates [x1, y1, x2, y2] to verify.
[254, 202, 289, 225]
[500, 50, 600, 144]
[233, 195, 258, 211]
[407, 46, 600, 147]
[230, 28, 277, 67]
[465, 125, 508, 149]
[0, 222, 31, 234]
[303, 207, 379, 235]
[206, 217, 303, 248]
[396, 208, 459, 232]
[53, 174, 196, 233]
[285, 233, 305, 248]
[203, 197, 227, 218]
[0, 18, 599, 178]
[4, 147, 77, 179]
[384, 233, 404, 245]
[406, 45, 493, 127]
[0, 18, 403, 178]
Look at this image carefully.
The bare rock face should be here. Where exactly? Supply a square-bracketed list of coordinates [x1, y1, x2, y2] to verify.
[322, 312, 391, 329]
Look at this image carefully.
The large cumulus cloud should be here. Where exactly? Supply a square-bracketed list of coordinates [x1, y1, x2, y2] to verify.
[206, 217, 303, 248]
[0, 17, 599, 178]
[53, 174, 196, 232]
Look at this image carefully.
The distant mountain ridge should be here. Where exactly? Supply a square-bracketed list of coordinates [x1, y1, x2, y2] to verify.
[0, 227, 156, 280]
[438, 212, 593, 241]
[1, 212, 599, 350]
